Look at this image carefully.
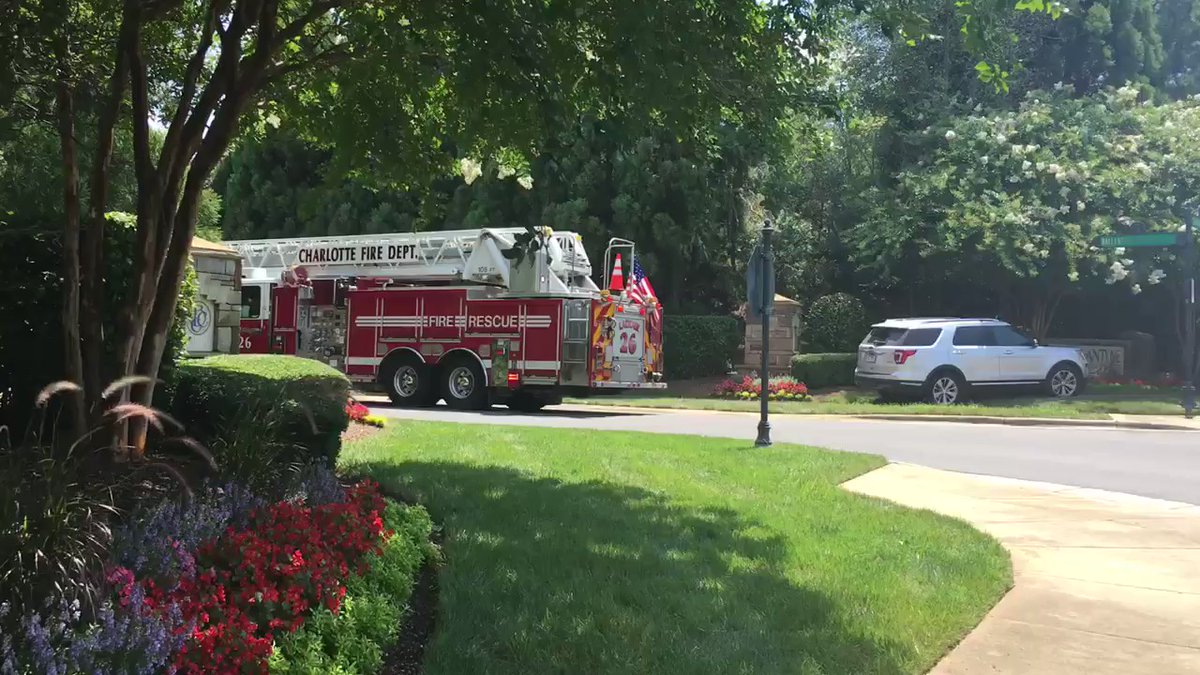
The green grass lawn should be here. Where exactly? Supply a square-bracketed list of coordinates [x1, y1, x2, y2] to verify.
[566, 391, 1184, 419]
[341, 423, 1011, 675]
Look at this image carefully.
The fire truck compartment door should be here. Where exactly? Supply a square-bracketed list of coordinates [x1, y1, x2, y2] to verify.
[608, 314, 645, 383]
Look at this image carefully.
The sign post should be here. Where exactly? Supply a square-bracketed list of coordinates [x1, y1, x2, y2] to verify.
[747, 220, 776, 447]
[1098, 227, 1197, 417]
[1184, 218, 1197, 418]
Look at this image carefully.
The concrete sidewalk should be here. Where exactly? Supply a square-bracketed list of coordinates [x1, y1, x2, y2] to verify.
[843, 464, 1200, 675]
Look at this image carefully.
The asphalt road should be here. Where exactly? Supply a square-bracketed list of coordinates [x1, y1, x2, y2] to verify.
[369, 403, 1200, 504]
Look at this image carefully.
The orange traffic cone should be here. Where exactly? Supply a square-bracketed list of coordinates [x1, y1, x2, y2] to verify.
[609, 254, 625, 292]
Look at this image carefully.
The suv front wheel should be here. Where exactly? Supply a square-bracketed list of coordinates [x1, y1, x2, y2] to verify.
[925, 369, 966, 405]
[1046, 363, 1084, 399]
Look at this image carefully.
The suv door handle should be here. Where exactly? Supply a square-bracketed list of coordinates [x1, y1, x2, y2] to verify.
[1003, 350, 1015, 355]
[951, 349, 964, 355]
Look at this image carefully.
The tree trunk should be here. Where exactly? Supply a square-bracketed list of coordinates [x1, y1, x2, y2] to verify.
[81, 18, 134, 399]
[1018, 286, 1065, 342]
[55, 26, 86, 437]
[126, 5, 270, 452]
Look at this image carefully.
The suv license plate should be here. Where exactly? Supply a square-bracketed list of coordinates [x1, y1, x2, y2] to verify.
[863, 352, 877, 364]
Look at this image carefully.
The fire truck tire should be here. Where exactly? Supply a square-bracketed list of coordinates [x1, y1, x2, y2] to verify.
[380, 354, 436, 407]
[440, 356, 489, 411]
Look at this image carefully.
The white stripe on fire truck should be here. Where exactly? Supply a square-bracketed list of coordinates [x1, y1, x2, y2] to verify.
[355, 315, 551, 327]
[347, 356, 497, 368]
[514, 360, 560, 370]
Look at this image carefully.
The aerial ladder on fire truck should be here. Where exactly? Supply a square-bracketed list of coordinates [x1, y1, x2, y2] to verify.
[225, 227, 603, 296]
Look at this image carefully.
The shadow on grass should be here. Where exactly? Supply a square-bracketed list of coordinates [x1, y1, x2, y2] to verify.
[362, 460, 910, 675]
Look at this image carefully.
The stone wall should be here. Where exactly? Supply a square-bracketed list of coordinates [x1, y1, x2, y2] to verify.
[1043, 338, 1131, 379]
[186, 252, 242, 355]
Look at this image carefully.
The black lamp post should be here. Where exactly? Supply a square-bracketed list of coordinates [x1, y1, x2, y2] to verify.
[754, 220, 775, 447]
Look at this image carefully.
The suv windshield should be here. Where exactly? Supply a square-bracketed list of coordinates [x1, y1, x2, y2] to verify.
[865, 326, 942, 347]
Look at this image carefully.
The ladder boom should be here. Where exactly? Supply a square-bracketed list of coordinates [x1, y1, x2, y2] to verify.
[226, 228, 597, 294]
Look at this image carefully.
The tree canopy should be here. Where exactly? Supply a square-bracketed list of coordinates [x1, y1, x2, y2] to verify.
[0, 0, 839, 443]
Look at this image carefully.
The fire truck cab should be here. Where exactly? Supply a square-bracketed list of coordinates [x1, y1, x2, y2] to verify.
[226, 228, 665, 412]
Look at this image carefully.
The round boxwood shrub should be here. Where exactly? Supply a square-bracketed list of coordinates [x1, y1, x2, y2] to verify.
[790, 353, 857, 390]
[804, 293, 868, 353]
[168, 355, 351, 472]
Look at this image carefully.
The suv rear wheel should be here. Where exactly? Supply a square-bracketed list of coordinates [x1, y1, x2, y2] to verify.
[925, 369, 966, 405]
[1046, 362, 1084, 399]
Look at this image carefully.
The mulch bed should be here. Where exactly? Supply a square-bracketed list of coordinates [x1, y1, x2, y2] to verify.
[342, 422, 384, 444]
[338, 464, 441, 675]
[380, 527, 442, 675]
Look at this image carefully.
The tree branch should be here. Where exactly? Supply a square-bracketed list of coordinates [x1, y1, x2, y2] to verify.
[274, 0, 343, 49]
[156, 0, 252, 251]
[261, 43, 352, 83]
[158, 0, 219, 184]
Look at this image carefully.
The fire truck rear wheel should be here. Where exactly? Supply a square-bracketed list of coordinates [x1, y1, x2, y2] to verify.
[380, 354, 435, 407]
[441, 356, 489, 410]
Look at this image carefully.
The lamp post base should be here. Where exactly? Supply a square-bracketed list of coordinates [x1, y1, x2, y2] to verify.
[755, 419, 772, 447]
[1183, 384, 1196, 419]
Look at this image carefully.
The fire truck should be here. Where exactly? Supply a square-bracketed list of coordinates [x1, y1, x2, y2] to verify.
[224, 228, 666, 411]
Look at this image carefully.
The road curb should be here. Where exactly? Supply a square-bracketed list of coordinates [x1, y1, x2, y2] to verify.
[563, 401, 1200, 430]
[847, 413, 1197, 431]
[361, 391, 1199, 431]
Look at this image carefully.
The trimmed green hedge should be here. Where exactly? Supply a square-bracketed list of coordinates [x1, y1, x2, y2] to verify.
[790, 353, 857, 390]
[169, 355, 351, 470]
[663, 315, 741, 380]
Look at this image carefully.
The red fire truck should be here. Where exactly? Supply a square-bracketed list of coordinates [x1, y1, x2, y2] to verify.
[225, 228, 665, 411]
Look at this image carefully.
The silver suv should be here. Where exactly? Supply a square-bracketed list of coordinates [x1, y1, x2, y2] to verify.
[854, 318, 1087, 404]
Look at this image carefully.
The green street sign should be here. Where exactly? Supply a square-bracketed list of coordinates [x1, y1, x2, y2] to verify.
[1098, 232, 1184, 248]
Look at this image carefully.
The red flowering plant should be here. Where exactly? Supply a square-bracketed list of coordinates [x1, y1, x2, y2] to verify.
[1093, 373, 1184, 391]
[121, 481, 390, 674]
[346, 398, 387, 428]
[346, 398, 370, 423]
[712, 374, 810, 401]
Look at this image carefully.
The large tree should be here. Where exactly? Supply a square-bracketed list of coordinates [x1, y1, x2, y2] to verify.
[215, 119, 770, 314]
[851, 87, 1200, 338]
[1, 0, 829, 449]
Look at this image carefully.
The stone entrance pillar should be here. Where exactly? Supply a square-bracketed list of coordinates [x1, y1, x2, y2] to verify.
[742, 294, 801, 374]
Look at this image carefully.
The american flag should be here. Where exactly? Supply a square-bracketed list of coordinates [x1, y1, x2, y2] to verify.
[627, 255, 657, 305]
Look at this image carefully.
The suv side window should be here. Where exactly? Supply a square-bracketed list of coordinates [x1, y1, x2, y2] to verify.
[901, 328, 942, 346]
[953, 326, 995, 346]
[993, 325, 1035, 347]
